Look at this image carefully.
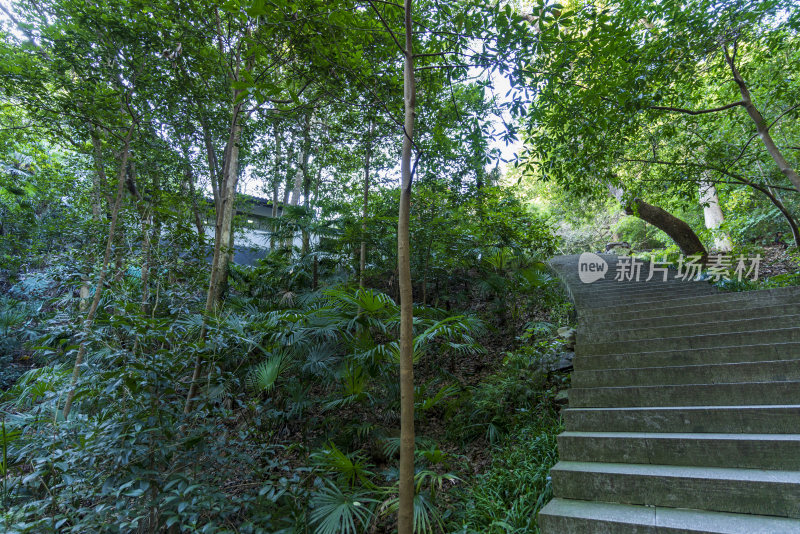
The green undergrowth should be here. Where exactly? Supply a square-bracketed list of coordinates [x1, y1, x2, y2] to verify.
[456, 418, 563, 533]
[0, 249, 574, 533]
[447, 332, 570, 532]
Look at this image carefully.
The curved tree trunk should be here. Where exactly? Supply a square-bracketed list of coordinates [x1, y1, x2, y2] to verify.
[625, 198, 707, 259]
[608, 184, 707, 259]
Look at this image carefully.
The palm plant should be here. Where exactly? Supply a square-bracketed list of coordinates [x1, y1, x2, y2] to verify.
[309, 480, 378, 534]
[246, 353, 289, 395]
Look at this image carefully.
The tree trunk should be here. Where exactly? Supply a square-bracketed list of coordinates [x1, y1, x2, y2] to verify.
[421, 241, 430, 306]
[271, 122, 282, 249]
[360, 121, 373, 287]
[625, 198, 707, 259]
[397, 1, 416, 530]
[724, 45, 800, 193]
[182, 154, 205, 241]
[746, 180, 800, 249]
[89, 130, 108, 222]
[699, 180, 732, 252]
[139, 188, 153, 315]
[301, 113, 315, 256]
[185, 100, 246, 414]
[90, 127, 113, 215]
[283, 142, 295, 207]
[281, 144, 296, 249]
[63, 126, 134, 419]
[292, 110, 313, 207]
[765, 189, 800, 249]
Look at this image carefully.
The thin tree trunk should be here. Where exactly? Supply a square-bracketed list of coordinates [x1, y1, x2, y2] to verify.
[360, 121, 373, 287]
[185, 100, 247, 414]
[281, 144, 296, 249]
[421, 242, 430, 306]
[292, 110, 313, 206]
[200, 114, 221, 206]
[300, 112, 314, 255]
[397, 0, 416, 530]
[271, 122, 282, 249]
[746, 180, 800, 248]
[699, 180, 732, 252]
[90, 128, 113, 213]
[83, 130, 108, 314]
[63, 126, 134, 419]
[139, 202, 152, 315]
[183, 158, 205, 241]
[283, 142, 296, 207]
[724, 45, 800, 193]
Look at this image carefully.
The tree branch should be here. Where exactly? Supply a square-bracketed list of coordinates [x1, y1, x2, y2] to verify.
[365, 0, 406, 55]
[649, 101, 745, 115]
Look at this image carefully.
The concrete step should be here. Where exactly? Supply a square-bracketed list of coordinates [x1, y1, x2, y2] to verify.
[546, 256, 800, 533]
[575, 342, 800, 371]
[558, 431, 800, 470]
[570, 381, 800, 408]
[575, 282, 714, 299]
[581, 303, 800, 335]
[578, 282, 716, 298]
[573, 359, 800, 388]
[574, 288, 717, 307]
[578, 327, 800, 357]
[575, 280, 708, 293]
[563, 405, 800, 434]
[580, 314, 800, 343]
[579, 286, 800, 320]
[539, 498, 800, 533]
[550, 461, 800, 518]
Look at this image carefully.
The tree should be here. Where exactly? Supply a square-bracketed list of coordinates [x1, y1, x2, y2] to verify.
[396, 0, 416, 527]
[699, 181, 733, 252]
[515, 0, 800, 254]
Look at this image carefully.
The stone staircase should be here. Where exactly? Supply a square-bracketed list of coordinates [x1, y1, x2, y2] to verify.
[539, 254, 800, 533]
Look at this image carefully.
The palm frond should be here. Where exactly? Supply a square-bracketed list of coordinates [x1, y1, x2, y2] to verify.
[309, 481, 377, 534]
[245, 353, 288, 395]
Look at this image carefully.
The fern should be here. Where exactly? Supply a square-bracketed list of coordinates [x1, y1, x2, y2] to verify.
[310, 443, 375, 488]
